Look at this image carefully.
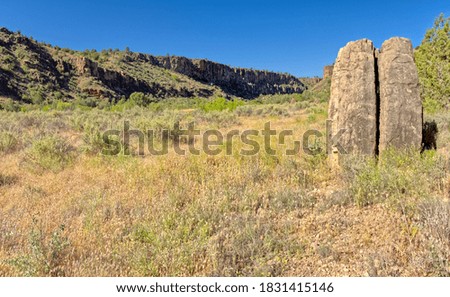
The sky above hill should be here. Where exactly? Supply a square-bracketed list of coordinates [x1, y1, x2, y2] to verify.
[1, 0, 448, 77]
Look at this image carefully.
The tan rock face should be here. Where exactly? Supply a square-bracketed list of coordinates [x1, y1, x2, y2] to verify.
[378, 37, 422, 151]
[328, 37, 423, 156]
[323, 65, 334, 79]
[328, 39, 377, 155]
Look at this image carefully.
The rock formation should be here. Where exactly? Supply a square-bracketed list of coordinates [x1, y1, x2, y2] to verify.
[328, 37, 423, 156]
[323, 65, 334, 79]
[328, 39, 378, 155]
[127, 53, 306, 99]
[378, 37, 422, 151]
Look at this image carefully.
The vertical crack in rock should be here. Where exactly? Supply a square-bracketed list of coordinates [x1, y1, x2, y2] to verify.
[374, 50, 380, 156]
[329, 37, 422, 157]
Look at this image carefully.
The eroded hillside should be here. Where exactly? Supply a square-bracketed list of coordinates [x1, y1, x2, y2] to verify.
[0, 27, 306, 103]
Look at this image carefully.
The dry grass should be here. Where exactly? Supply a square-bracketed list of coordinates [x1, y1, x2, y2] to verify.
[0, 103, 449, 276]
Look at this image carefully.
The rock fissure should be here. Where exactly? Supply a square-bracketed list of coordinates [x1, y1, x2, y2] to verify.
[374, 51, 380, 156]
[329, 37, 422, 156]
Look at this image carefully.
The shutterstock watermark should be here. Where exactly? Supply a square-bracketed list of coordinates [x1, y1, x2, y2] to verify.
[100, 120, 346, 156]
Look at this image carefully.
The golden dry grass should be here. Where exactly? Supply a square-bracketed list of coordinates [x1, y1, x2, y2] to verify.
[0, 103, 449, 276]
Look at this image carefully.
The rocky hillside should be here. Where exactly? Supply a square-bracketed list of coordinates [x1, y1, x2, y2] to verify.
[0, 27, 306, 102]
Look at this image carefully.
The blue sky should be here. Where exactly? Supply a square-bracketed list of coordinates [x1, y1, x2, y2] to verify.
[0, 0, 448, 77]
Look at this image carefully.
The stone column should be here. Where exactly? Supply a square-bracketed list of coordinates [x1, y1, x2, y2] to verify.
[328, 39, 378, 155]
[378, 37, 422, 151]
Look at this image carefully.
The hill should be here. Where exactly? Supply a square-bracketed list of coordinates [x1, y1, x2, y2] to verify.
[0, 27, 307, 103]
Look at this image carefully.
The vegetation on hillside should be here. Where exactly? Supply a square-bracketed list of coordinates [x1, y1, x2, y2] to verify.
[0, 27, 306, 104]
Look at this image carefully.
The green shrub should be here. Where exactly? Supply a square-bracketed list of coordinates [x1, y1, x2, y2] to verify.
[50, 100, 74, 111]
[346, 149, 447, 210]
[22, 136, 74, 172]
[74, 96, 97, 108]
[28, 86, 45, 104]
[82, 125, 106, 154]
[199, 97, 244, 112]
[8, 224, 70, 276]
[0, 131, 18, 153]
[0, 99, 21, 112]
[134, 110, 187, 143]
[129, 92, 158, 107]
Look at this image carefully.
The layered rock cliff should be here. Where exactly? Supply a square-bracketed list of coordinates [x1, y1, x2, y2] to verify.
[149, 55, 305, 99]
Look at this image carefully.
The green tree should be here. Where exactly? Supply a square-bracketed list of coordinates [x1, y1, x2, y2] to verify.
[415, 14, 450, 112]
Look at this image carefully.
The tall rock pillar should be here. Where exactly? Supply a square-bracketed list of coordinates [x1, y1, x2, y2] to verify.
[328, 39, 378, 155]
[378, 37, 422, 151]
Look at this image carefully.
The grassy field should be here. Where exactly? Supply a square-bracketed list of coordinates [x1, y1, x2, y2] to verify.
[0, 93, 449, 276]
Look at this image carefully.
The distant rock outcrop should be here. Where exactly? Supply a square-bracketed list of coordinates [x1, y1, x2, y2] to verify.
[378, 37, 422, 151]
[328, 39, 378, 155]
[323, 65, 333, 79]
[125, 54, 306, 99]
[328, 37, 423, 156]
[72, 56, 154, 96]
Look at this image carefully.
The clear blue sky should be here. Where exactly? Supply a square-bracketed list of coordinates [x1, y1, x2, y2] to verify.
[1, 0, 448, 77]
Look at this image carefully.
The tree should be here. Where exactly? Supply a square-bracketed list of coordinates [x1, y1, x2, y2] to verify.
[415, 13, 450, 112]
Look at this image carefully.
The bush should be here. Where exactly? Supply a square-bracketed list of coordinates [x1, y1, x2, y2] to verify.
[346, 149, 447, 210]
[0, 131, 18, 153]
[28, 86, 45, 104]
[0, 99, 21, 112]
[22, 136, 74, 172]
[129, 92, 157, 107]
[52, 100, 74, 111]
[74, 96, 97, 108]
[199, 97, 244, 112]
[8, 224, 70, 276]
[82, 125, 107, 154]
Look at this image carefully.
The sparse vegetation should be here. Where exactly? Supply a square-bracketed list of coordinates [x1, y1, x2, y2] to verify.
[1, 15, 450, 277]
[0, 84, 449, 276]
[198, 97, 244, 112]
[21, 135, 74, 172]
[0, 131, 18, 153]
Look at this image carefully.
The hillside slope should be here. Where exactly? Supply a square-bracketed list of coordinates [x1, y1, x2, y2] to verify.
[0, 27, 306, 102]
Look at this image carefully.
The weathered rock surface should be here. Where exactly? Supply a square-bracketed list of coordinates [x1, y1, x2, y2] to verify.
[328, 39, 377, 155]
[323, 65, 333, 79]
[378, 37, 422, 151]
